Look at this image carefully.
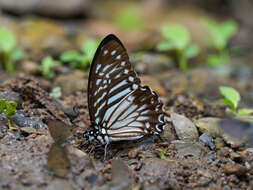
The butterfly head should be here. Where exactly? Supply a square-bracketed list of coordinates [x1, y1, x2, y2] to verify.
[83, 127, 109, 145]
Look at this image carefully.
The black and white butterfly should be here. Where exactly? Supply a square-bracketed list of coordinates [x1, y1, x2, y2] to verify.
[84, 34, 167, 148]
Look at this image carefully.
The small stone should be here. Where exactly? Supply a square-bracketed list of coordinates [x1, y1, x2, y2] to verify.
[199, 133, 216, 150]
[171, 113, 199, 140]
[20, 127, 36, 135]
[10, 113, 45, 130]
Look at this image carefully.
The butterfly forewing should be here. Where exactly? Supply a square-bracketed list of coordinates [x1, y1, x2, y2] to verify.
[88, 35, 140, 126]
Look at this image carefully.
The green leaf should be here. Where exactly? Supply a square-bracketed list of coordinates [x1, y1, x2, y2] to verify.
[156, 41, 174, 51]
[40, 56, 61, 78]
[0, 98, 7, 113]
[220, 98, 236, 112]
[204, 19, 238, 51]
[0, 27, 16, 52]
[60, 50, 81, 62]
[10, 48, 25, 61]
[160, 24, 190, 49]
[219, 86, 240, 111]
[160, 149, 165, 159]
[5, 101, 17, 119]
[81, 39, 99, 64]
[238, 108, 253, 115]
[206, 54, 228, 67]
[184, 44, 199, 58]
[220, 20, 237, 46]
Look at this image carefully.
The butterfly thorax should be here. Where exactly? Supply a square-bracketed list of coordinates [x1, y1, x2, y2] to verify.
[84, 126, 110, 145]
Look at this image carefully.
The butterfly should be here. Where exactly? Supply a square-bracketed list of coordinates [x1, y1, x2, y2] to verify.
[84, 34, 167, 149]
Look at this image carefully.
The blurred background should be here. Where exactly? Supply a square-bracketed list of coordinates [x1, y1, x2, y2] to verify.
[0, 0, 253, 107]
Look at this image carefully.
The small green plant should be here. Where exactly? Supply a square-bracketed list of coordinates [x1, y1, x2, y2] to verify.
[204, 19, 238, 67]
[114, 7, 144, 31]
[0, 98, 17, 130]
[159, 148, 166, 160]
[0, 27, 25, 72]
[156, 24, 199, 70]
[219, 86, 253, 115]
[40, 56, 61, 78]
[60, 39, 99, 69]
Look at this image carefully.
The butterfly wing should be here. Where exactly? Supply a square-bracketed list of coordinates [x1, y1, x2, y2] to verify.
[105, 86, 166, 141]
[88, 34, 141, 126]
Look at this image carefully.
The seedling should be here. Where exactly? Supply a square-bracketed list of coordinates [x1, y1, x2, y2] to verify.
[0, 27, 25, 72]
[40, 56, 61, 78]
[156, 24, 199, 70]
[60, 39, 99, 69]
[204, 19, 238, 67]
[159, 148, 166, 160]
[219, 86, 253, 115]
[0, 98, 17, 130]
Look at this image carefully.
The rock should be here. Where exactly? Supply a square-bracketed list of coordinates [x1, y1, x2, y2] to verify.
[54, 70, 88, 96]
[171, 140, 206, 158]
[199, 133, 216, 150]
[0, 90, 23, 107]
[223, 163, 248, 177]
[20, 127, 37, 136]
[10, 113, 45, 130]
[195, 117, 223, 137]
[0, 0, 91, 18]
[171, 113, 199, 140]
[219, 118, 253, 148]
[195, 117, 252, 148]
[19, 61, 39, 75]
[134, 53, 174, 75]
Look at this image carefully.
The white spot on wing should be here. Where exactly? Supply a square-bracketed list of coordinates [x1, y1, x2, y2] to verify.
[96, 64, 101, 73]
[96, 79, 102, 86]
[121, 61, 126, 66]
[111, 50, 116, 55]
[132, 84, 138, 90]
[103, 49, 108, 55]
[116, 55, 121, 60]
[128, 76, 134, 82]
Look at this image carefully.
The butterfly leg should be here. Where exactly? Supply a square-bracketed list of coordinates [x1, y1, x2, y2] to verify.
[103, 143, 109, 161]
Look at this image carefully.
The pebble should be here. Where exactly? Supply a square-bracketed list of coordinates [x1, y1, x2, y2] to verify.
[10, 113, 45, 130]
[199, 133, 216, 150]
[171, 113, 199, 140]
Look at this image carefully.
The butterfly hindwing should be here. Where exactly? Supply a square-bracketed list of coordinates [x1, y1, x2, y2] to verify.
[88, 34, 141, 126]
[105, 86, 166, 141]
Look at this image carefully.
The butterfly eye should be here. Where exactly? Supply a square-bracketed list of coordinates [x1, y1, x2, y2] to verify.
[87, 34, 167, 145]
